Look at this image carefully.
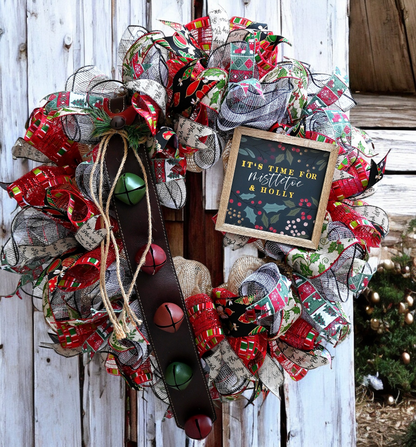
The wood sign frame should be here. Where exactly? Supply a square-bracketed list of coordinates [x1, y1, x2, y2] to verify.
[216, 127, 338, 249]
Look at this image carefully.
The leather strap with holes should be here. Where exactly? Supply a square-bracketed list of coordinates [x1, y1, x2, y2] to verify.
[104, 134, 216, 428]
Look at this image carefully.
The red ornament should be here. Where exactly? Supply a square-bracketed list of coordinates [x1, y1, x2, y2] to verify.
[135, 244, 167, 275]
[154, 302, 184, 333]
[184, 414, 213, 440]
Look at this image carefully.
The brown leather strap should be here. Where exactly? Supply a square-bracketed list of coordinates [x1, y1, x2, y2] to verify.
[104, 134, 216, 428]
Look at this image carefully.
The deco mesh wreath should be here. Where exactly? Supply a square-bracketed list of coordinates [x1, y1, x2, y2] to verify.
[1, 7, 389, 440]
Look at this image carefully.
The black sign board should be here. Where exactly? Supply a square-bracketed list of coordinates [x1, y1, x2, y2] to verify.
[216, 127, 338, 249]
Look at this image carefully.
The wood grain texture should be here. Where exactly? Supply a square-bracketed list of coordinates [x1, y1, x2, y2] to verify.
[26, 0, 76, 109]
[349, 0, 415, 93]
[82, 355, 126, 447]
[34, 310, 82, 446]
[150, 0, 193, 35]
[223, 393, 281, 447]
[350, 93, 416, 128]
[349, 0, 377, 92]
[364, 130, 416, 172]
[366, 175, 416, 216]
[281, 0, 349, 74]
[0, 2, 33, 447]
[402, 0, 416, 88]
[0, 294, 34, 447]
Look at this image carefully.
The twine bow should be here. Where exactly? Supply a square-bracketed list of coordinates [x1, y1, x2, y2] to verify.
[89, 129, 150, 339]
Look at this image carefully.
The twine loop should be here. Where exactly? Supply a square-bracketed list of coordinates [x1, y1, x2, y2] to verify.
[89, 129, 152, 339]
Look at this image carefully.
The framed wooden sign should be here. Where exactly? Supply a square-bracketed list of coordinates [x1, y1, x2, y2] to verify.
[216, 127, 338, 249]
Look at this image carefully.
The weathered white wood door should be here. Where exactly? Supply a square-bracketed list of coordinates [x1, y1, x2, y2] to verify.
[0, 1, 352, 446]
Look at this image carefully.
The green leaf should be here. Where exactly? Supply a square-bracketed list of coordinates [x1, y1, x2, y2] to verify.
[239, 148, 248, 156]
[286, 150, 293, 165]
[246, 148, 255, 158]
[284, 200, 295, 208]
[312, 197, 319, 207]
[210, 89, 221, 105]
[262, 213, 269, 228]
[270, 214, 280, 224]
[316, 159, 325, 165]
[318, 263, 326, 274]
[292, 305, 301, 315]
[319, 163, 327, 171]
[309, 253, 320, 263]
[337, 243, 345, 255]
[275, 154, 285, 164]
[328, 241, 338, 253]
[244, 206, 257, 224]
[241, 136, 247, 142]
[263, 203, 286, 214]
[300, 263, 313, 277]
[240, 193, 256, 200]
[287, 208, 300, 217]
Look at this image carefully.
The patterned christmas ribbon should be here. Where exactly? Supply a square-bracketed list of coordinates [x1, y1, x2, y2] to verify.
[261, 59, 308, 125]
[269, 339, 308, 381]
[185, 293, 225, 355]
[7, 165, 74, 207]
[228, 334, 267, 374]
[174, 115, 224, 170]
[279, 317, 320, 351]
[327, 200, 382, 248]
[293, 273, 350, 344]
[149, 127, 187, 209]
[239, 263, 292, 322]
[24, 108, 82, 167]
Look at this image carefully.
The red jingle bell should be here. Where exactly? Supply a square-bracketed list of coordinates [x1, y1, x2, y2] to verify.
[184, 414, 213, 440]
[154, 302, 184, 333]
[135, 243, 167, 275]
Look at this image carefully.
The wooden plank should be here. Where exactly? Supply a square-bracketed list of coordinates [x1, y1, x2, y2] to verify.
[364, 130, 416, 172]
[281, 0, 349, 75]
[285, 298, 356, 447]
[26, 0, 76, 109]
[184, 173, 224, 286]
[349, 0, 378, 92]
[223, 393, 281, 447]
[33, 310, 82, 446]
[350, 0, 414, 93]
[137, 390, 189, 447]
[0, 1, 33, 446]
[0, 295, 34, 447]
[365, 174, 416, 215]
[150, 0, 193, 35]
[165, 221, 185, 257]
[79, 0, 113, 75]
[82, 354, 126, 447]
[402, 0, 416, 89]
[350, 93, 416, 128]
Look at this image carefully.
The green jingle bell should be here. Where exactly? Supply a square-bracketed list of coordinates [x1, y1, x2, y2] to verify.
[165, 361, 193, 391]
[114, 173, 146, 205]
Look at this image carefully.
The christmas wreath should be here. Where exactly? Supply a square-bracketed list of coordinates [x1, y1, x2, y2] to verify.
[1, 7, 389, 440]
